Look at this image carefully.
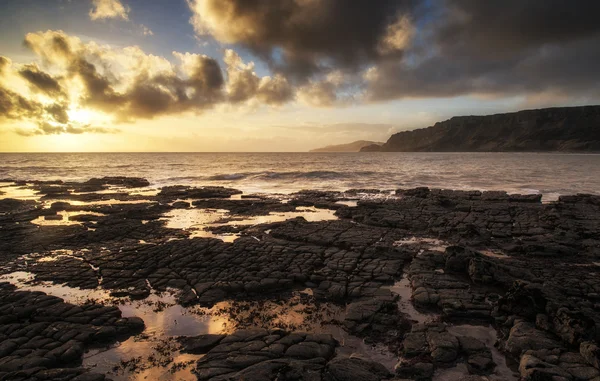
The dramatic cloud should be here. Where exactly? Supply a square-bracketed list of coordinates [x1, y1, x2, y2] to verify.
[19, 63, 65, 97]
[16, 122, 117, 136]
[22, 30, 229, 122]
[0, 51, 108, 136]
[89, 0, 130, 21]
[188, 0, 600, 104]
[5, 1, 600, 141]
[0, 86, 43, 121]
[187, 0, 414, 79]
[365, 0, 600, 101]
[2, 29, 299, 137]
[223, 49, 294, 105]
[297, 71, 357, 107]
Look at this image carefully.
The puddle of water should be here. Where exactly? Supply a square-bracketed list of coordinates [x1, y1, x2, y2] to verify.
[30, 211, 106, 226]
[83, 292, 219, 381]
[68, 199, 156, 206]
[129, 188, 161, 197]
[0, 271, 112, 303]
[0, 183, 39, 200]
[228, 206, 338, 225]
[84, 340, 201, 381]
[162, 208, 228, 229]
[394, 237, 448, 253]
[445, 324, 519, 381]
[331, 327, 399, 371]
[35, 249, 76, 262]
[388, 274, 437, 324]
[162, 206, 338, 242]
[335, 200, 359, 207]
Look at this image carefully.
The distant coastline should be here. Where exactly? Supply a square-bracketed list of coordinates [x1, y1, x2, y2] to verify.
[310, 140, 384, 152]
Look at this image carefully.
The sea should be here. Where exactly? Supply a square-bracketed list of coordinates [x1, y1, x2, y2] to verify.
[1, 152, 599, 201]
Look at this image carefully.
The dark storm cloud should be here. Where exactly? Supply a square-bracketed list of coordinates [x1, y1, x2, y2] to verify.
[19, 64, 65, 97]
[45, 103, 70, 124]
[364, 0, 600, 101]
[0, 87, 44, 121]
[188, 0, 415, 79]
[436, 0, 600, 59]
[117, 56, 225, 121]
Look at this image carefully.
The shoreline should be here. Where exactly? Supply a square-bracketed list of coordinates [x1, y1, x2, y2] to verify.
[1, 178, 599, 380]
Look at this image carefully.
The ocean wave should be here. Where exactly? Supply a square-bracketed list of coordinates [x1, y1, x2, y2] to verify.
[157, 176, 208, 183]
[207, 173, 251, 180]
[205, 170, 379, 182]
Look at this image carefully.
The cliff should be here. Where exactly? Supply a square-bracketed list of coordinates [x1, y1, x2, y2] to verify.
[362, 106, 600, 152]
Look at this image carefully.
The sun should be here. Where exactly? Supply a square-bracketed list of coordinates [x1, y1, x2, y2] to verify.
[67, 108, 96, 124]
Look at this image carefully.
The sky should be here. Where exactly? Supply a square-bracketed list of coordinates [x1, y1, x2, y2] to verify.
[1, 0, 599, 152]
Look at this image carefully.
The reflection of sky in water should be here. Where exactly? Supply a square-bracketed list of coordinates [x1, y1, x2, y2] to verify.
[30, 211, 106, 226]
[388, 274, 436, 325]
[438, 325, 519, 381]
[0, 183, 39, 200]
[394, 236, 448, 253]
[162, 206, 338, 241]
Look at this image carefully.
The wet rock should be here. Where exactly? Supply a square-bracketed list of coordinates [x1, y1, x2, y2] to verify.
[0, 198, 37, 213]
[285, 341, 335, 359]
[44, 214, 64, 221]
[179, 334, 226, 354]
[172, 201, 190, 209]
[326, 357, 391, 381]
[580, 341, 600, 369]
[497, 282, 547, 321]
[395, 361, 434, 380]
[402, 331, 428, 357]
[458, 336, 495, 374]
[192, 330, 338, 380]
[504, 320, 562, 358]
[50, 202, 72, 211]
[427, 328, 459, 363]
[519, 353, 573, 380]
[159, 185, 242, 199]
[344, 294, 411, 348]
[85, 176, 150, 188]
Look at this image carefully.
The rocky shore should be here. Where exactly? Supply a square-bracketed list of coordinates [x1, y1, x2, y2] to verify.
[0, 177, 599, 380]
